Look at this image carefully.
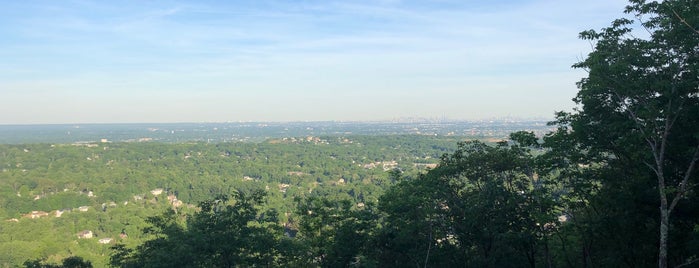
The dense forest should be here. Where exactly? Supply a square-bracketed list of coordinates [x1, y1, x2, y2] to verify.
[2, 0, 698, 267]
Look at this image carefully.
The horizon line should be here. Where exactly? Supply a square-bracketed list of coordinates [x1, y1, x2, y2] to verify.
[0, 117, 554, 126]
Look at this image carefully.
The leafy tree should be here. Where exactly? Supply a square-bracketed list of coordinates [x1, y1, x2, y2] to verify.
[375, 134, 558, 267]
[561, 0, 699, 267]
[24, 256, 93, 268]
[110, 190, 294, 267]
[374, 170, 460, 267]
[295, 196, 378, 267]
[60, 256, 93, 268]
[441, 139, 557, 267]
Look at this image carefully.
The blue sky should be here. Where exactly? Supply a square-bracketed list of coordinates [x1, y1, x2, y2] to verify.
[0, 0, 629, 124]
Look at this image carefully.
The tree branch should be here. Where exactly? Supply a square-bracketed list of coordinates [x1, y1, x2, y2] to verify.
[673, 10, 699, 35]
[424, 222, 432, 268]
[669, 145, 699, 212]
[612, 92, 659, 154]
[657, 97, 673, 170]
[675, 255, 699, 268]
[643, 161, 661, 177]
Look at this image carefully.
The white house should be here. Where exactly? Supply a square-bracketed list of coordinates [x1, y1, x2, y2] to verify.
[77, 230, 93, 239]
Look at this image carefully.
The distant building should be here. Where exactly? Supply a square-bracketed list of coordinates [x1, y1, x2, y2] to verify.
[414, 163, 438, 169]
[77, 230, 93, 239]
[278, 184, 290, 193]
[55, 210, 66, 217]
[23, 211, 49, 219]
[382, 161, 399, 171]
[78, 206, 90, 212]
[98, 238, 113, 244]
[150, 188, 164, 196]
[168, 194, 183, 208]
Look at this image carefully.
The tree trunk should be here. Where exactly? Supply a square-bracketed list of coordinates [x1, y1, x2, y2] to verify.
[582, 244, 589, 268]
[659, 203, 669, 268]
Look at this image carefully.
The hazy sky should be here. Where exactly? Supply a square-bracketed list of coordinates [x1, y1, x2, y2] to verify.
[0, 0, 629, 124]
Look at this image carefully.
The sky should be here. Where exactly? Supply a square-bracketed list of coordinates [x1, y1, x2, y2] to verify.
[0, 0, 630, 124]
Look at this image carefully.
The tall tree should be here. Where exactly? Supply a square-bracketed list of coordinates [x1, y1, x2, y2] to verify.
[568, 0, 698, 266]
[295, 196, 378, 267]
[110, 190, 293, 267]
[375, 134, 558, 267]
[24, 256, 93, 268]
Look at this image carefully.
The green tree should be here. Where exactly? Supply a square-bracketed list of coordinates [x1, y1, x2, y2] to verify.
[560, 0, 698, 266]
[374, 170, 460, 267]
[110, 190, 293, 267]
[375, 135, 558, 267]
[24, 256, 93, 268]
[295, 195, 378, 267]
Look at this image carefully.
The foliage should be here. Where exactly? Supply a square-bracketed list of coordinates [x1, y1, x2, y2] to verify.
[551, 0, 699, 266]
[110, 190, 293, 267]
[295, 196, 379, 267]
[24, 256, 93, 268]
[374, 133, 559, 267]
[0, 135, 454, 266]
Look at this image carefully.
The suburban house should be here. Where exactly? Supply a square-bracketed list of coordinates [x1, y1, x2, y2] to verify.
[77, 230, 93, 239]
[23, 211, 49, 219]
[168, 194, 183, 208]
[54, 209, 68, 217]
[150, 188, 164, 196]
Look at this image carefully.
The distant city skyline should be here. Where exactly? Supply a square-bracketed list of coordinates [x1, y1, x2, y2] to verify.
[0, 0, 629, 124]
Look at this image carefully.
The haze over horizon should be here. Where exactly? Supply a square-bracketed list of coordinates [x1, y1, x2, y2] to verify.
[1, 0, 628, 124]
